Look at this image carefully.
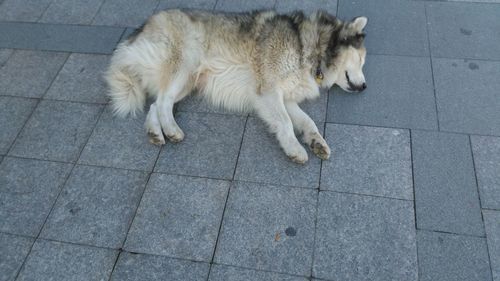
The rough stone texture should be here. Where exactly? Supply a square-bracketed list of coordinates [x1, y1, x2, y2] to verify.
[0, 48, 13, 66]
[125, 174, 229, 261]
[215, 0, 276, 11]
[275, 0, 337, 15]
[92, 0, 159, 27]
[157, 0, 216, 10]
[321, 124, 412, 200]
[0, 233, 34, 281]
[313, 191, 417, 281]
[484, 210, 500, 281]
[39, 0, 105, 25]
[215, 182, 316, 276]
[209, 265, 309, 281]
[0, 97, 37, 155]
[0, 0, 52, 22]
[417, 231, 492, 281]
[0, 157, 72, 236]
[471, 136, 500, 210]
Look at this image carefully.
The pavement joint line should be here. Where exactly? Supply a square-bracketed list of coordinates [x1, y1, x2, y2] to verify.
[320, 189, 415, 203]
[213, 260, 311, 279]
[40, 53, 71, 100]
[90, 0, 108, 26]
[35, 0, 55, 22]
[409, 129, 421, 281]
[308, 190, 320, 279]
[417, 227, 487, 239]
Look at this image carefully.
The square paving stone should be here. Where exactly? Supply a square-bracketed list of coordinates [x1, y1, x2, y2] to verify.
[214, 181, 316, 276]
[125, 174, 229, 261]
[484, 210, 500, 281]
[92, 0, 159, 27]
[39, 0, 105, 25]
[40, 165, 149, 248]
[471, 136, 500, 210]
[313, 192, 417, 281]
[155, 112, 246, 179]
[175, 93, 247, 116]
[0, 49, 13, 66]
[17, 240, 117, 281]
[234, 117, 322, 188]
[111, 252, 210, 281]
[9, 100, 103, 162]
[209, 265, 309, 281]
[426, 2, 500, 60]
[45, 53, 110, 104]
[0, 0, 52, 22]
[0, 233, 34, 281]
[412, 130, 483, 236]
[338, 0, 428, 56]
[433, 58, 500, 136]
[417, 231, 492, 281]
[215, 0, 276, 12]
[0, 50, 68, 98]
[0, 157, 72, 236]
[157, 0, 217, 10]
[328, 55, 437, 130]
[321, 124, 412, 199]
[79, 107, 160, 171]
[299, 89, 328, 123]
[275, 0, 337, 14]
[0, 96, 37, 155]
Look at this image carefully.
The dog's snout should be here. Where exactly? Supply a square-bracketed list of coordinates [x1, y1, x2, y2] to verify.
[362, 83, 367, 90]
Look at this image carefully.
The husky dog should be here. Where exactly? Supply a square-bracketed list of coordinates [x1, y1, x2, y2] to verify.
[105, 9, 367, 163]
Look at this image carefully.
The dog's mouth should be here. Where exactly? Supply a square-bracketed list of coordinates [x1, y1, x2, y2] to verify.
[345, 71, 367, 92]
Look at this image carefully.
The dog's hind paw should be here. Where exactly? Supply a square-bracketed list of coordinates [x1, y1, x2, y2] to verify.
[148, 131, 165, 146]
[165, 128, 184, 143]
[286, 145, 308, 164]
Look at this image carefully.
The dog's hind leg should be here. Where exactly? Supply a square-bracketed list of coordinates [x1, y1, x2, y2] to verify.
[145, 103, 165, 145]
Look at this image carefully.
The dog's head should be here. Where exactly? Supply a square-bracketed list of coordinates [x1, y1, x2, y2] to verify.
[318, 15, 368, 93]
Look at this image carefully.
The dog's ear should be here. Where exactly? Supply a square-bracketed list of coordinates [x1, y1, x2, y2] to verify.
[351, 16, 367, 32]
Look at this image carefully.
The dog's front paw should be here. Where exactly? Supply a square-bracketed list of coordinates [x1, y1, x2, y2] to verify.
[166, 128, 184, 143]
[310, 138, 330, 160]
[147, 130, 165, 146]
[286, 145, 308, 164]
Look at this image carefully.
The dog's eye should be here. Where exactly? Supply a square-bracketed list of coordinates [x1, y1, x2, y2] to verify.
[345, 71, 350, 82]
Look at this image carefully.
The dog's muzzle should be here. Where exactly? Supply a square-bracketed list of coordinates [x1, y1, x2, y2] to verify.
[346, 72, 367, 92]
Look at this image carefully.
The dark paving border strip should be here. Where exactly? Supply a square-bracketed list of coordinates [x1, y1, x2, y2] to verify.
[0, 22, 124, 54]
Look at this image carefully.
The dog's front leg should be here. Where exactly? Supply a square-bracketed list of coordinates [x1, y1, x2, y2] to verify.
[255, 92, 308, 164]
[285, 102, 330, 160]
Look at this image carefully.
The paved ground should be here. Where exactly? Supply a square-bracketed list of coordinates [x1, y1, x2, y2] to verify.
[0, 0, 499, 280]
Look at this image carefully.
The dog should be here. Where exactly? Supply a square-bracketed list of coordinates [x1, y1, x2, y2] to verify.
[105, 9, 367, 163]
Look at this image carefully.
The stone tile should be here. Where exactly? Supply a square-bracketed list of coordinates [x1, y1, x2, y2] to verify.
[0, 97, 37, 155]
[214, 182, 316, 276]
[234, 118, 321, 188]
[299, 89, 328, 123]
[0, 22, 124, 54]
[155, 112, 246, 179]
[433, 58, 500, 136]
[176, 93, 247, 116]
[93, 0, 159, 27]
[79, 107, 160, 171]
[111, 252, 210, 281]
[275, 0, 337, 15]
[0, 233, 34, 281]
[426, 2, 500, 60]
[412, 130, 483, 236]
[313, 192, 417, 281]
[39, 0, 105, 25]
[0, 157, 72, 236]
[338, 0, 428, 56]
[209, 265, 308, 281]
[40, 165, 148, 248]
[9, 100, 103, 162]
[0, 0, 52, 22]
[328, 55, 437, 130]
[321, 124, 412, 199]
[215, 0, 276, 12]
[417, 231, 492, 281]
[157, 0, 217, 10]
[484, 210, 500, 281]
[471, 136, 500, 210]
[0, 50, 67, 98]
[45, 53, 110, 104]
[0, 48, 13, 66]
[125, 174, 229, 261]
[17, 240, 117, 281]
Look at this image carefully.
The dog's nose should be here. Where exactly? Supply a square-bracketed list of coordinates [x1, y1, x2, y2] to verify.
[362, 83, 367, 90]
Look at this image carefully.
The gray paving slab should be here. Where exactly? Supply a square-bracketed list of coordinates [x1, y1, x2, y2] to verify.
[426, 2, 500, 60]
[9, 100, 103, 162]
[125, 174, 229, 261]
[484, 210, 500, 281]
[17, 240, 117, 281]
[0, 22, 124, 54]
[234, 117, 321, 188]
[417, 231, 492, 281]
[328, 55, 437, 130]
[92, 0, 159, 27]
[214, 181, 316, 276]
[275, 0, 337, 15]
[0, 0, 52, 22]
[472, 136, 500, 210]
[0, 233, 34, 281]
[79, 107, 161, 171]
[40, 165, 148, 248]
[157, 0, 217, 10]
[0, 50, 67, 98]
[412, 130, 484, 236]
[176, 93, 247, 116]
[0, 97, 37, 155]
[209, 264, 309, 281]
[155, 112, 246, 179]
[313, 191, 417, 281]
[433, 58, 500, 136]
[111, 252, 210, 281]
[338, 0, 428, 56]
[45, 53, 110, 104]
[299, 89, 328, 123]
[39, 0, 105, 25]
[321, 124, 412, 199]
[0, 49, 13, 66]
[0, 157, 72, 236]
[215, 0, 276, 12]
